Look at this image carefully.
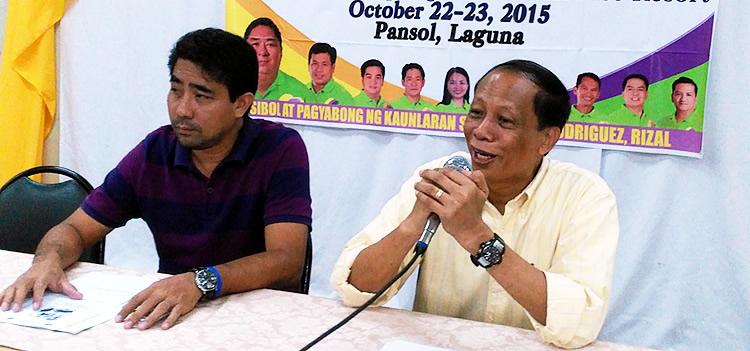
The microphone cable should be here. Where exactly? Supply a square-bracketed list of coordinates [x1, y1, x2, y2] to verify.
[299, 248, 424, 350]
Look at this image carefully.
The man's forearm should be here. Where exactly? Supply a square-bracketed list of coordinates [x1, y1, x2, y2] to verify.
[348, 221, 422, 293]
[215, 248, 302, 295]
[33, 221, 88, 270]
[487, 247, 548, 324]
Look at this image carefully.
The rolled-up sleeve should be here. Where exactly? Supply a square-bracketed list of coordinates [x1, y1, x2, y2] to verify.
[529, 183, 619, 348]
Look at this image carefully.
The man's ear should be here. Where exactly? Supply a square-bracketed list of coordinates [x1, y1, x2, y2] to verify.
[538, 126, 561, 155]
[234, 92, 255, 118]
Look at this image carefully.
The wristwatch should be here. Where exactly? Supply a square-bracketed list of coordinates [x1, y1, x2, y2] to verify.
[470, 233, 506, 269]
[193, 267, 219, 301]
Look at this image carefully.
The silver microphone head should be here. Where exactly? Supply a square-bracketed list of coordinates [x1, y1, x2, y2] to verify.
[443, 155, 472, 172]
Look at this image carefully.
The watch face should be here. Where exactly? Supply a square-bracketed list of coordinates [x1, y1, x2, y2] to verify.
[479, 236, 505, 267]
[196, 269, 217, 290]
[481, 246, 503, 265]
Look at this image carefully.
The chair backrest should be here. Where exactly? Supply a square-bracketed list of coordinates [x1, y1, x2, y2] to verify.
[0, 166, 105, 264]
[299, 231, 313, 294]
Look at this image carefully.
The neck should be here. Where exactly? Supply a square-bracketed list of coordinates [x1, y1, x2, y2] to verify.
[190, 123, 242, 178]
[312, 81, 326, 93]
[575, 104, 593, 114]
[366, 91, 380, 102]
[486, 158, 542, 215]
[626, 105, 644, 117]
[257, 71, 279, 96]
[406, 94, 420, 103]
[452, 98, 465, 107]
[675, 109, 694, 123]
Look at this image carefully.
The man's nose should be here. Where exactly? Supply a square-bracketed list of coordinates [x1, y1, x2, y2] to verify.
[175, 95, 193, 118]
[255, 43, 269, 56]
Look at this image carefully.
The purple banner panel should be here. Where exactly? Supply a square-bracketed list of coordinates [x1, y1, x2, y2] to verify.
[250, 101, 702, 157]
[560, 122, 702, 155]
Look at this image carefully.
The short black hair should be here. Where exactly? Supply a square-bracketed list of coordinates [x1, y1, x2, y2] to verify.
[576, 72, 600, 88]
[401, 63, 425, 80]
[308, 43, 337, 64]
[168, 28, 258, 101]
[672, 76, 698, 95]
[360, 59, 385, 77]
[440, 67, 470, 105]
[622, 73, 649, 90]
[476, 60, 570, 131]
[243, 17, 282, 42]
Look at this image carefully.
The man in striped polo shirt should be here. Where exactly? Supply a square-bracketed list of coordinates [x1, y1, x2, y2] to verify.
[0, 28, 312, 332]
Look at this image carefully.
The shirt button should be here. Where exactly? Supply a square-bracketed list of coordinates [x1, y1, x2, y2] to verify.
[207, 187, 213, 194]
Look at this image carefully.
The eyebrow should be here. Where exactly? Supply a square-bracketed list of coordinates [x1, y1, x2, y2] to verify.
[190, 83, 214, 94]
[170, 76, 213, 94]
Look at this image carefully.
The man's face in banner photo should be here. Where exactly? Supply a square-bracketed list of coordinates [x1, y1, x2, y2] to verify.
[309, 52, 335, 91]
[672, 83, 697, 113]
[403, 68, 426, 99]
[463, 69, 558, 191]
[246, 25, 282, 77]
[362, 65, 384, 100]
[622, 77, 648, 110]
[573, 76, 600, 109]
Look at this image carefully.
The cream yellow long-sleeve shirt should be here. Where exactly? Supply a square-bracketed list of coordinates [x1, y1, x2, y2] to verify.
[331, 152, 619, 348]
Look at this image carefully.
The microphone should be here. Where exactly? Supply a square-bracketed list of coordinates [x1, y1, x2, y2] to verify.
[414, 155, 472, 254]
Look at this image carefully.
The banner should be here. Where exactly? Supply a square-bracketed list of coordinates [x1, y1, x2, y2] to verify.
[227, 0, 718, 158]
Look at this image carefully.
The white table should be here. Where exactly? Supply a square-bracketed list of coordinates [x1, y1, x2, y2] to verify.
[0, 251, 654, 350]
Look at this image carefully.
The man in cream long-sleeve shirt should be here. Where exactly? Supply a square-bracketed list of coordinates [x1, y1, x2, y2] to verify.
[331, 60, 619, 349]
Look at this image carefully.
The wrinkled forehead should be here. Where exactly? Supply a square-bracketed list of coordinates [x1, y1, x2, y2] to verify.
[476, 68, 534, 92]
[474, 69, 539, 105]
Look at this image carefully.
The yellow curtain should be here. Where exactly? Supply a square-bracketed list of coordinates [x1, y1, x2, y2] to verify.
[0, 0, 66, 185]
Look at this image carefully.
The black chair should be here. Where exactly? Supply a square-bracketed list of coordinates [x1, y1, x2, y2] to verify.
[299, 232, 313, 294]
[0, 166, 105, 263]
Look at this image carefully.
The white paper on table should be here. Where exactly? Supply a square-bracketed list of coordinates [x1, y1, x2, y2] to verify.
[380, 340, 456, 351]
[0, 271, 159, 334]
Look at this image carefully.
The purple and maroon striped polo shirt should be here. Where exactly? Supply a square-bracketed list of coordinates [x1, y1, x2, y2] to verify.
[82, 116, 312, 274]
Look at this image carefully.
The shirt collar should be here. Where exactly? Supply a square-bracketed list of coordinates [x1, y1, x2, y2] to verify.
[506, 156, 550, 210]
[173, 116, 259, 168]
[402, 94, 424, 105]
[308, 79, 336, 94]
